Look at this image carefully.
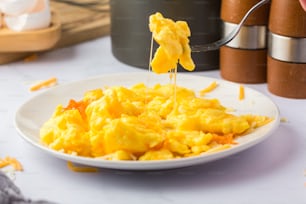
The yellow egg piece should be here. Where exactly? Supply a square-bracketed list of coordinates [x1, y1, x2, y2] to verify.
[149, 12, 195, 73]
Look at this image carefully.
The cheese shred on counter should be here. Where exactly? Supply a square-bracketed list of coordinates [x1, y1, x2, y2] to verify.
[40, 83, 272, 161]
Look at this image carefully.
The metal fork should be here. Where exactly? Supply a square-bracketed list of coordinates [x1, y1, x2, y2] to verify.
[191, 0, 270, 52]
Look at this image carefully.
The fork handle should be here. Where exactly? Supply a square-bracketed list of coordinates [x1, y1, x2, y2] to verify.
[221, 0, 270, 25]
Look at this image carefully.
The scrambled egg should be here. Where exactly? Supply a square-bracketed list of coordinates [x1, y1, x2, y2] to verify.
[149, 12, 195, 73]
[40, 83, 271, 161]
[40, 13, 272, 161]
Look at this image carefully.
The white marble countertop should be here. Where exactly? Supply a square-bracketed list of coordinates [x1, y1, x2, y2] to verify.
[1, 36, 305, 204]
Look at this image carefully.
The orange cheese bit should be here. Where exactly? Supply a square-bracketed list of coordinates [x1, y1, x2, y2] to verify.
[211, 133, 237, 145]
[0, 156, 23, 171]
[67, 161, 98, 173]
[29, 77, 57, 92]
[24, 54, 38, 62]
[63, 99, 88, 119]
[199, 81, 218, 96]
[239, 84, 245, 100]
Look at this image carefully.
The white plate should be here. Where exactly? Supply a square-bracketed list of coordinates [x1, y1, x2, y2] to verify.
[15, 72, 280, 170]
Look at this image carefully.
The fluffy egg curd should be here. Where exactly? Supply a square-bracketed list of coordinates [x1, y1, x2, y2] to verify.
[40, 83, 272, 161]
[149, 12, 195, 73]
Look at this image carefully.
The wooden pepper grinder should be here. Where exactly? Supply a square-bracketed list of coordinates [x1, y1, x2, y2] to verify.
[220, 0, 270, 83]
[268, 0, 306, 98]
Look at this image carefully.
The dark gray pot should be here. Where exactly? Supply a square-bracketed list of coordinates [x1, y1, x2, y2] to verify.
[110, 0, 221, 71]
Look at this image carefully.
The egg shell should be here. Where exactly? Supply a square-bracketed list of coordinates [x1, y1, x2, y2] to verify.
[4, 0, 51, 31]
[0, 0, 38, 16]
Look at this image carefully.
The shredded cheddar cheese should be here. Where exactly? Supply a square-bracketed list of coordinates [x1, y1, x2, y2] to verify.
[199, 81, 218, 96]
[30, 77, 57, 92]
[239, 85, 245, 100]
[67, 161, 98, 173]
[0, 156, 23, 171]
[149, 12, 195, 73]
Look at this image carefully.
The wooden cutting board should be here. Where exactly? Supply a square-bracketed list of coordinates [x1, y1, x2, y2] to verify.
[0, 0, 110, 64]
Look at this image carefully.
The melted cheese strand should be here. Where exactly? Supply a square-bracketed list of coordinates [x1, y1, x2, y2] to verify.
[148, 33, 154, 74]
[172, 67, 178, 108]
[145, 33, 155, 105]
